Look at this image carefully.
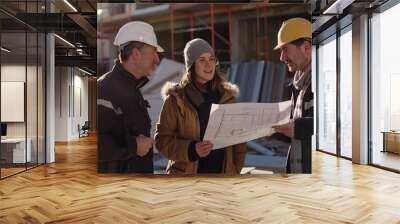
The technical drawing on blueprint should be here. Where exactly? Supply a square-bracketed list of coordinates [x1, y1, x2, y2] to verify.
[204, 100, 291, 149]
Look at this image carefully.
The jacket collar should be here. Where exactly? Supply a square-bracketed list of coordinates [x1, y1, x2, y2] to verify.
[293, 63, 311, 90]
[184, 83, 204, 108]
[183, 81, 232, 110]
[289, 63, 312, 90]
[162, 81, 238, 116]
[113, 60, 149, 89]
[183, 81, 215, 108]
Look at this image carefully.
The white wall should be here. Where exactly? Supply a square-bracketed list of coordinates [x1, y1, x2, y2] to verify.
[54, 67, 89, 141]
[1, 65, 34, 138]
[55, 66, 69, 141]
[71, 72, 89, 139]
[1, 63, 46, 164]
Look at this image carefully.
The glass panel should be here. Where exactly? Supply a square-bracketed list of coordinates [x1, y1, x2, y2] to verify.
[27, 31, 38, 169]
[1, 30, 27, 177]
[26, 0, 39, 169]
[317, 36, 337, 154]
[38, 32, 45, 165]
[371, 3, 400, 171]
[339, 28, 352, 158]
[0, 0, 46, 178]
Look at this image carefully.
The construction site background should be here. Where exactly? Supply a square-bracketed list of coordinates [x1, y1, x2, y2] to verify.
[97, 3, 310, 174]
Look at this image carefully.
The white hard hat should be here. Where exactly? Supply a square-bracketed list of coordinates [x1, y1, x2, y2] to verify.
[114, 21, 164, 53]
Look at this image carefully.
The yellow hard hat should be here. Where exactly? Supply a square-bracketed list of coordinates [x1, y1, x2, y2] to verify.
[274, 18, 312, 50]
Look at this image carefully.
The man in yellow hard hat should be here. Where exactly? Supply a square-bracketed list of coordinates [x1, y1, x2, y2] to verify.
[271, 17, 313, 173]
[97, 21, 163, 173]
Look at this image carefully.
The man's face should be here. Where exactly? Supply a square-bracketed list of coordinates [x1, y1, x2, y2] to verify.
[136, 45, 160, 76]
[279, 42, 309, 72]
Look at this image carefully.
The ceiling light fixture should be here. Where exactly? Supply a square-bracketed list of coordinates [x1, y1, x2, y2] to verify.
[1, 47, 11, 53]
[63, 0, 78, 12]
[323, 0, 355, 15]
[78, 67, 94, 76]
[54, 34, 75, 48]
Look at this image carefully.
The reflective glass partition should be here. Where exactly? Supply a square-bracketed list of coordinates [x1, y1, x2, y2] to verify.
[38, 31, 45, 166]
[339, 26, 352, 159]
[0, 0, 46, 179]
[370, 2, 400, 171]
[27, 30, 38, 170]
[1, 1, 28, 177]
[317, 35, 337, 155]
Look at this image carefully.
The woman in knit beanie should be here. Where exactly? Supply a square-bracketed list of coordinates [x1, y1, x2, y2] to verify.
[155, 38, 247, 175]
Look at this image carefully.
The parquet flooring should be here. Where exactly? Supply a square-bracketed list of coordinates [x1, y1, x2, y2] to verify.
[0, 135, 399, 223]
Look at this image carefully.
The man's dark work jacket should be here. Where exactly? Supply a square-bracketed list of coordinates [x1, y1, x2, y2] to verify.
[97, 60, 153, 173]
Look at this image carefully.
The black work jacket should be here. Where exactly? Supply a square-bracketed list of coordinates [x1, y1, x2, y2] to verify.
[97, 61, 153, 173]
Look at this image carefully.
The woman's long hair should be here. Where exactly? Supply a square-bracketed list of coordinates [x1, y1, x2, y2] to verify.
[179, 63, 227, 90]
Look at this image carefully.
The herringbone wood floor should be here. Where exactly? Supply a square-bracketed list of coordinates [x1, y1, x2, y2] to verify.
[1, 135, 400, 223]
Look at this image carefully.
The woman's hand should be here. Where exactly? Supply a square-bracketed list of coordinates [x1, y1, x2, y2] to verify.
[195, 141, 213, 158]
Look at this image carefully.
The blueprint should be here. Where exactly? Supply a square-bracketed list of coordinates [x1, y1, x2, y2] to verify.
[203, 100, 292, 150]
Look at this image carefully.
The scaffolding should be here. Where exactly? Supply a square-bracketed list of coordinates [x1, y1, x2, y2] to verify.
[169, 4, 229, 62]
[169, 3, 271, 66]
[98, 3, 308, 72]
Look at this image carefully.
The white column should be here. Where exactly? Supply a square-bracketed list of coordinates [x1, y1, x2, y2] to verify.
[352, 14, 369, 164]
[45, 0, 56, 163]
[46, 33, 55, 163]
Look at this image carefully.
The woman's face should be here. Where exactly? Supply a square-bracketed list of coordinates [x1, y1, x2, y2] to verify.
[194, 52, 216, 84]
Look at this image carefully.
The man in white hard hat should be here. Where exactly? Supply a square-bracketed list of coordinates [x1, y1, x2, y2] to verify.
[271, 18, 313, 173]
[97, 21, 163, 173]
